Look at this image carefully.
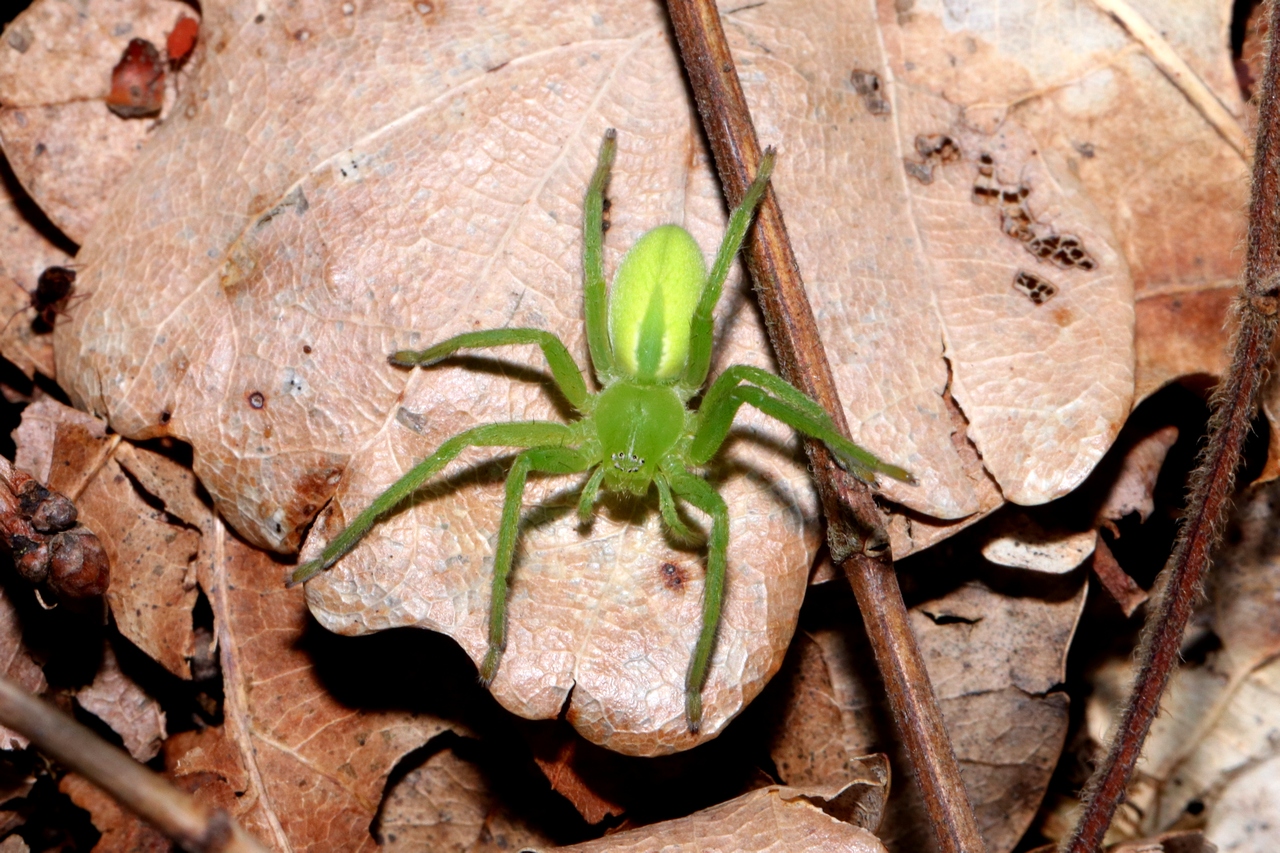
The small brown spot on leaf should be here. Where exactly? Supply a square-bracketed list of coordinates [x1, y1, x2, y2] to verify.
[850, 69, 890, 115]
[660, 562, 686, 591]
[302, 344, 312, 354]
[247, 391, 265, 409]
[904, 134, 960, 183]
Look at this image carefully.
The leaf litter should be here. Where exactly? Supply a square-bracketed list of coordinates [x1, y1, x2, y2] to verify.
[0, 0, 1272, 847]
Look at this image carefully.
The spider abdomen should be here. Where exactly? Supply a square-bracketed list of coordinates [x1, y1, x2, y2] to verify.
[608, 224, 706, 382]
[594, 381, 685, 495]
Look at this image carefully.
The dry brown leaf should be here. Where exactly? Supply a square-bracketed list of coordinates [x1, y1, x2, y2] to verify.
[165, 528, 456, 851]
[525, 728, 624, 825]
[1085, 479, 1280, 851]
[14, 398, 200, 678]
[0, 276, 55, 381]
[544, 784, 888, 853]
[806, 572, 1085, 853]
[0, 110, 71, 381]
[1096, 425, 1181, 529]
[43, 0, 1138, 754]
[0, 0, 194, 243]
[979, 513, 1098, 574]
[1026, 830, 1216, 853]
[376, 746, 553, 853]
[0, 836, 28, 853]
[58, 771, 171, 853]
[768, 634, 892, 835]
[893, 0, 1249, 401]
[75, 642, 166, 763]
[0, 584, 45, 751]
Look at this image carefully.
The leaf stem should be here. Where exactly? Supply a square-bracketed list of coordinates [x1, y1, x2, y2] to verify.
[1064, 2, 1280, 850]
[664, 2, 985, 850]
[0, 675, 270, 853]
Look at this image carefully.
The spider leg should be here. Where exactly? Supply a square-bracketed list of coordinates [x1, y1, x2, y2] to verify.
[288, 420, 576, 586]
[690, 365, 914, 484]
[576, 465, 606, 522]
[391, 329, 590, 413]
[583, 129, 618, 382]
[666, 471, 729, 733]
[656, 475, 699, 544]
[682, 149, 777, 391]
[482, 445, 595, 684]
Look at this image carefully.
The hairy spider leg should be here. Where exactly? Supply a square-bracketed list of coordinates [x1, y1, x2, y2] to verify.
[690, 364, 915, 484]
[655, 475, 698, 543]
[481, 445, 597, 684]
[665, 470, 729, 732]
[583, 129, 618, 381]
[288, 420, 577, 586]
[391, 328, 591, 413]
[681, 149, 777, 392]
[576, 465, 607, 521]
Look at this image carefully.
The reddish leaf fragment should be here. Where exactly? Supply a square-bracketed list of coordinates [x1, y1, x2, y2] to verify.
[106, 38, 164, 119]
[528, 729, 624, 825]
[1091, 534, 1148, 618]
[166, 16, 198, 67]
[58, 772, 171, 852]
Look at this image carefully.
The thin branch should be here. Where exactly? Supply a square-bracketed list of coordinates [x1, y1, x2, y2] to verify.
[0, 675, 270, 853]
[1064, 1, 1280, 850]
[664, 2, 985, 850]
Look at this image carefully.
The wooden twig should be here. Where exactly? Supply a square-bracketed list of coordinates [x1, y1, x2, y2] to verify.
[1064, 2, 1280, 850]
[0, 675, 270, 853]
[664, 2, 985, 850]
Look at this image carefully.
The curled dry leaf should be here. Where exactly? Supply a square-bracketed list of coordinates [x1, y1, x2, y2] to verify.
[1095, 425, 1181, 530]
[0, 584, 45, 751]
[796, 573, 1085, 853]
[14, 398, 198, 677]
[75, 642, 166, 763]
[979, 512, 1098, 575]
[0, 0, 195, 242]
[1091, 534, 1148, 618]
[47, 0, 1137, 751]
[376, 746, 553, 853]
[768, 634, 891, 834]
[525, 727, 625, 825]
[1086, 479, 1280, 851]
[166, 529, 457, 851]
[57, 771, 171, 853]
[544, 784, 888, 853]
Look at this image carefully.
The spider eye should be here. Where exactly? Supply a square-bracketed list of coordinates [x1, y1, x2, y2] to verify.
[611, 452, 645, 474]
[608, 225, 705, 381]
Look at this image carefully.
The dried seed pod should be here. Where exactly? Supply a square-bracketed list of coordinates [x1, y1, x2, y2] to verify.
[11, 534, 50, 584]
[16, 481, 78, 533]
[46, 528, 109, 599]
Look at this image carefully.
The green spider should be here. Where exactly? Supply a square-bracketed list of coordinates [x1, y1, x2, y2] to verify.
[291, 130, 913, 731]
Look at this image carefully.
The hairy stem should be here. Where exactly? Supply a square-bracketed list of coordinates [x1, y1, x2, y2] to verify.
[1064, 3, 1280, 850]
[665, 2, 985, 850]
[0, 675, 269, 853]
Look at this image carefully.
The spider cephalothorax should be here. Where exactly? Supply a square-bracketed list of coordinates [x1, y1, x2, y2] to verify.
[291, 130, 912, 731]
